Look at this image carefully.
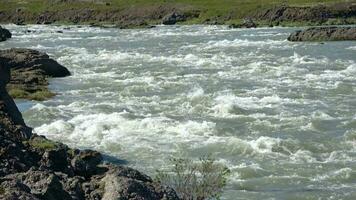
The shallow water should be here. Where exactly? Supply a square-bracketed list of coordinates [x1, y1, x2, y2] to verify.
[2, 24, 356, 199]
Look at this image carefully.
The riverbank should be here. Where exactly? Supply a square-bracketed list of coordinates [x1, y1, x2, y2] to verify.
[0, 63, 179, 200]
[0, 1, 355, 28]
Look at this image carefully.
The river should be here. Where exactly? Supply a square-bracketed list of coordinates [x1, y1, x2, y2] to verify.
[1, 24, 356, 199]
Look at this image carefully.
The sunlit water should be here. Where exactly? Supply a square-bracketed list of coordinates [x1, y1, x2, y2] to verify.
[1, 24, 356, 199]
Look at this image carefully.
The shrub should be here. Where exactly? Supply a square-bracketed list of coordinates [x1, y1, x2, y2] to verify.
[155, 156, 230, 200]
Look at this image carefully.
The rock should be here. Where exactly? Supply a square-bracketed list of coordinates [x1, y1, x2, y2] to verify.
[162, 12, 187, 25]
[101, 167, 180, 200]
[0, 48, 70, 77]
[9, 170, 72, 200]
[229, 18, 257, 28]
[0, 26, 11, 42]
[0, 65, 32, 139]
[71, 150, 103, 178]
[0, 178, 40, 200]
[0, 48, 71, 100]
[288, 26, 356, 41]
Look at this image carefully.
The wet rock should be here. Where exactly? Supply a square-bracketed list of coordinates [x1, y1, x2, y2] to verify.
[162, 12, 187, 25]
[288, 26, 356, 41]
[0, 26, 11, 42]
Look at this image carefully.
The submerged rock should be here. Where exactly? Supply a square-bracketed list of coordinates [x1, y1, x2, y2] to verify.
[0, 26, 11, 42]
[288, 26, 356, 41]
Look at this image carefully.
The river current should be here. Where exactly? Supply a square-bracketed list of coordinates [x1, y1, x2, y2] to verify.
[1, 24, 356, 199]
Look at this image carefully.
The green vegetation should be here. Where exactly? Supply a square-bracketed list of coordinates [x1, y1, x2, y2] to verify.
[155, 156, 230, 200]
[0, 0, 351, 25]
[25, 136, 59, 151]
[8, 87, 55, 101]
[28, 90, 55, 101]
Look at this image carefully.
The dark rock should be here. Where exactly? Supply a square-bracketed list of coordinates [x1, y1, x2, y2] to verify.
[0, 65, 32, 139]
[71, 150, 103, 178]
[229, 18, 257, 28]
[288, 26, 356, 41]
[162, 12, 187, 25]
[62, 177, 85, 200]
[0, 26, 11, 42]
[0, 178, 40, 200]
[0, 48, 70, 77]
[11, 170, 72, 200]
[41, 147, 69, 172]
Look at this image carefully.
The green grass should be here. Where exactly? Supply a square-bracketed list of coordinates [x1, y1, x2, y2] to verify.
[25, 136, 59, 151]
[7, 86, 55, 101]
[0, 0, 350, 18]
[0, 0, 353, 27]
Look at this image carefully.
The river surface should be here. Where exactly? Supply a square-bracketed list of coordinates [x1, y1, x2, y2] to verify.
[1, 24, 356, 200]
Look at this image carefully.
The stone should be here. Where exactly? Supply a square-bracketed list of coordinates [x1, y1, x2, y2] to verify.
[0, 26, 11, 42]
[288, 26, 356, 41]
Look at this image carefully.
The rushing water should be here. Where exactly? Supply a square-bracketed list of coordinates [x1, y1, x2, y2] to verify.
[1, 24, 356, 199]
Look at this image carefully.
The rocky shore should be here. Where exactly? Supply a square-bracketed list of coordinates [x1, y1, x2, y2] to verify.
[0, 48, 70, 100]
[288, 27, 356, 42]
[0, 63, 179, 199]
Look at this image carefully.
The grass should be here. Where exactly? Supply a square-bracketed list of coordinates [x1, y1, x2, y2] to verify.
[0, 0, 351, 24]
[25, 136, 59, 151]
[7, 86, 55, 101]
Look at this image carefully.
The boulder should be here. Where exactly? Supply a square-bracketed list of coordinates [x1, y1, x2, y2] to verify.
[0, 179, 40, 200]
[71, 150, 103, 178]
[7, 170, 72, 200]
[101, 167, 180, 200]
[162, 12, 187, 25]
[229, 18, 257, 28]
[0, 26, 11, 42]
[0, 48, 70, 77]
[288, 26, 356, 41]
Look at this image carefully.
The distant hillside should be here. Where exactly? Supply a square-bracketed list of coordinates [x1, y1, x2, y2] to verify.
[0, 0, 355, 27]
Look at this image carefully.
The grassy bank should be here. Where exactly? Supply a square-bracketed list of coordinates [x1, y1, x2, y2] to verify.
[0, 0, 353, 26]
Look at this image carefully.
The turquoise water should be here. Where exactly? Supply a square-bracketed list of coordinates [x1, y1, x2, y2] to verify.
[2, 24, 356, 199]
